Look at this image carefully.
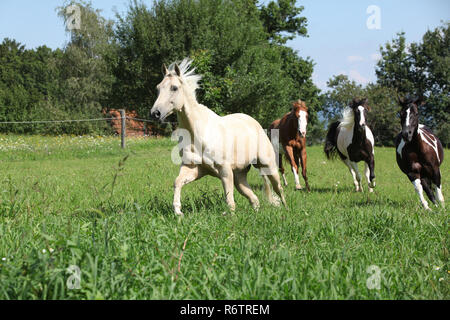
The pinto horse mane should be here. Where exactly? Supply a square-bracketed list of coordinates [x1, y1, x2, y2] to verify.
[339, 98, 368, 129]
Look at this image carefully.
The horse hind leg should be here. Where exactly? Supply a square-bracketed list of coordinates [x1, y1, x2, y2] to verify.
[234, 171, 260, 210]
[262, 167, 287, 208]
[364, 162, 374, 193]
[279, 152, 288, 186]
[299, 147, 310, 192]
[432, 169, 445, 207]
[262, 174, 278, 206]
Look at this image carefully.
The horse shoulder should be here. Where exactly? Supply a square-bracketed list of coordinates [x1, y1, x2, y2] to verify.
[336, 126, 352, 157]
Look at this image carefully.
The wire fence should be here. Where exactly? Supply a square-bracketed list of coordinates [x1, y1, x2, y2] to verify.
[0, 112, 408, 148]
[0, 111, 179, 148]
[0, 116, 176, 125]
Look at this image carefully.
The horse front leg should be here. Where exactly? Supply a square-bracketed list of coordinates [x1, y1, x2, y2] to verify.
[219, 165, 235, 213]
[407, 173, 431, 211]
[344, 159, 361, 192]
[285, 146, 301, 190]
[299, 147, 310, 192]
[173, 164, 204, 216]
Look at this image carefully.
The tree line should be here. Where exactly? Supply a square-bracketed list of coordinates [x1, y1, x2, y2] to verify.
[0, 0, 448, 146]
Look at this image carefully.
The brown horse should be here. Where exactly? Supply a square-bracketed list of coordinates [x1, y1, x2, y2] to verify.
[270, 99, 310, 191]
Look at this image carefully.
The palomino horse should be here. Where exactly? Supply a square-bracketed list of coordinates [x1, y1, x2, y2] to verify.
[324, 98, 376, 192]
[395, 96, 444, 210]
[269, 99, 310, 191]
[150, 58, 286, 216]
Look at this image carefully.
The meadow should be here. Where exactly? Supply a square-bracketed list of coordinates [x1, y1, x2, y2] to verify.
[0, 134, 448, 299]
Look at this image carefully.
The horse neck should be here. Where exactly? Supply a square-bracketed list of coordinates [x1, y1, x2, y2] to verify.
[408, 125, 420, 146]
[176, 89, 210, 140]
[352, 122, 366, 144]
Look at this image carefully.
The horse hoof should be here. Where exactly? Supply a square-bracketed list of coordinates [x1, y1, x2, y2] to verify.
[295, 185, 302, 190]
[368, 188, 374, 193]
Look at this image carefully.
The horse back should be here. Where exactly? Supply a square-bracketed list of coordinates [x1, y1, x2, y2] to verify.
[418, 125, 444, 166]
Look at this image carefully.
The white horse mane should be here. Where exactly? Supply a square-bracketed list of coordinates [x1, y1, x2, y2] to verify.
[168, 58, 202, 94]
[339, 107, 354, 129]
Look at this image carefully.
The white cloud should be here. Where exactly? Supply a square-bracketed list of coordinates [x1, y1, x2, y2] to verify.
[347, 55, 364, 63]
[349, 70, 369, 84]
[312, 72, 328, 91]
[370, 53, 382, 61]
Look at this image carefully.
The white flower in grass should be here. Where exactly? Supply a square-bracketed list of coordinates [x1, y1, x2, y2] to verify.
[434, 266, 441, 271]
[42, 249, 46, 254]
[439, 278, 444, 282]
[49, 248, 54, 253]
[1, 257, 6, 261]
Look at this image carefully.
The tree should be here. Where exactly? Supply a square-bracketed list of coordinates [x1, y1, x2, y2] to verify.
[321, 75, 400, 146]
[0, 39, 62, 133]
[48, 0, 118, 134]
[111, 0, 320, 130]
[260, 0, 308, 44]
[321, 75, 364, 122]
[376, 23, 450, 146]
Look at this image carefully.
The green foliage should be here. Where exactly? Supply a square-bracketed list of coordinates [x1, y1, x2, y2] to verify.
[376, 23, 450, 146]
[111, 0, 319, 129]
[321, 75, 365, 122]
[0, 0, 320, 137]
[0, 1, 116, 135]
[260, 0, 308, 44]
[321, 75, 400, 146]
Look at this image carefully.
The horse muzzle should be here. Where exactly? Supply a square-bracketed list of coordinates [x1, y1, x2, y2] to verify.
[151, 110, 161, 120]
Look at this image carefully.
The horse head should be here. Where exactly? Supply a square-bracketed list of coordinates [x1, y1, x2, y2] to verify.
[292, 99, 308, 137]
[151, 59, 201, 122]
[398, 95, 423, 142]
[350, 97, 370, 134]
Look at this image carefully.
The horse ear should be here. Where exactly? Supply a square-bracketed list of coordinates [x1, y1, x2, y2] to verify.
[415, 95, 425, 106]
[174, 64, 181, 77]
[397, 94, 406, 107]
[162, 64, 169, 76]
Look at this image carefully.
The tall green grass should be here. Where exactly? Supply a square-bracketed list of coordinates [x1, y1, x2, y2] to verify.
[0, 135, 448, 299]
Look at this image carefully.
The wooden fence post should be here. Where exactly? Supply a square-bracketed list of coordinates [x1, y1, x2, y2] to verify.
[120, 109, 126, 149]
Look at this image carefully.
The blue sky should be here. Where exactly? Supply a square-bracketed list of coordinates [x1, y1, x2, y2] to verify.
[0, 0, 448, 91]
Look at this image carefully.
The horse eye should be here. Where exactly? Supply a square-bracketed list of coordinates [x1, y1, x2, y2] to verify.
[171, 85, 178, 92]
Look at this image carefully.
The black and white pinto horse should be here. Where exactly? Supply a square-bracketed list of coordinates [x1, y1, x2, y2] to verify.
[324, 98, 376, 192]
[395, 97, 444, 210]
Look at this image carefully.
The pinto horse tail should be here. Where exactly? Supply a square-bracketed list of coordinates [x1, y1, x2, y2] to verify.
[324, 121, 340, 160]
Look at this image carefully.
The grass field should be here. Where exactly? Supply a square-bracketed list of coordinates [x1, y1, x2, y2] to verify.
[0, 134, 448, 299]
